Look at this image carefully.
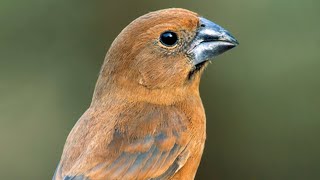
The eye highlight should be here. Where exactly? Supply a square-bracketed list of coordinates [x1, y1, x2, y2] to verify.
[159, 31, 178, 47]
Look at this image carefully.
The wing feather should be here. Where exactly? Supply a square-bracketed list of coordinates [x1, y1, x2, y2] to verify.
[57, 105, 190, 180]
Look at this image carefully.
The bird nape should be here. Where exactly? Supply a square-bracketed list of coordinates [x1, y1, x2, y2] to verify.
[53, 8, 238, 180]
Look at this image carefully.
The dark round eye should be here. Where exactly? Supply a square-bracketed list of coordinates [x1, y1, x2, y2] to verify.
[159, 31, 178, 47]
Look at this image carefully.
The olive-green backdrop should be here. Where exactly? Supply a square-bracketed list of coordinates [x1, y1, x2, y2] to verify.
[1, 0, 319, 179]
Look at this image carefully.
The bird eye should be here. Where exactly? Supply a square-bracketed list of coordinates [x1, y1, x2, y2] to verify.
[159, 31, 178, 47]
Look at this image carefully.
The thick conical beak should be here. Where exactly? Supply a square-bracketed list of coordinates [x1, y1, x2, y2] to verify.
[187, 17, 239, 66]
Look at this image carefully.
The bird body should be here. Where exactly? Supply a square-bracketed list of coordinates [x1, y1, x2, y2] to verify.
[53, 8, 238, 180]
[55, 93, 205, 180]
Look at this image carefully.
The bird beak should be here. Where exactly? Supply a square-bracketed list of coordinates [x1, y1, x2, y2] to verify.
[188, 17, 239, 66]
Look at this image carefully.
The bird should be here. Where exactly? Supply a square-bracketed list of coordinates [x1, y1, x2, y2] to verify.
[53, 8, 238, 180]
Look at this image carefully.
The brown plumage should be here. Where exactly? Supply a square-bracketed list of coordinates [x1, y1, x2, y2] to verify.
[53, 8, 238, 180]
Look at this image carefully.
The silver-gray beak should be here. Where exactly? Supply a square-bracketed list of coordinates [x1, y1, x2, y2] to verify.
[188, 17, 239, 66]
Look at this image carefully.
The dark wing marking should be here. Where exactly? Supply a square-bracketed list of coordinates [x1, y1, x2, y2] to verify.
[61, 106, 190, 179]
[63, 175, 89, 180]
[53, 163, 89, 180]
[103, 111, 189, 179]
[85, 109, 190, 179]
[88, 130, 190, 180]
[151, 148, 190, 180]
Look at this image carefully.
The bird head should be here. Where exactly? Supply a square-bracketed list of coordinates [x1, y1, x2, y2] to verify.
[93, 8, 238, 104]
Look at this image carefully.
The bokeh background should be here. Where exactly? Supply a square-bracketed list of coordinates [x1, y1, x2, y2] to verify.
[1, 0, 320, 179]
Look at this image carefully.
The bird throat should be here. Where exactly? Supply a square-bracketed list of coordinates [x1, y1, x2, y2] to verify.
[187, 61, 208, 80]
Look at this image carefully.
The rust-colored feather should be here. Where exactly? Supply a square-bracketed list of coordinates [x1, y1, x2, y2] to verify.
[54, 8, 207, 180]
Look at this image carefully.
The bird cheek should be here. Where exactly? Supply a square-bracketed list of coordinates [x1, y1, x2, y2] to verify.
[137, 65, 168, 89]
[134, 48, 190, 89]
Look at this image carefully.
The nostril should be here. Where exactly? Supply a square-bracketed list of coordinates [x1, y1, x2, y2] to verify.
[200, 24, 206, 27]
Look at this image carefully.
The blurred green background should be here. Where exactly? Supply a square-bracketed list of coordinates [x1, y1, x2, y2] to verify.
[1, 0, 320, 179]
